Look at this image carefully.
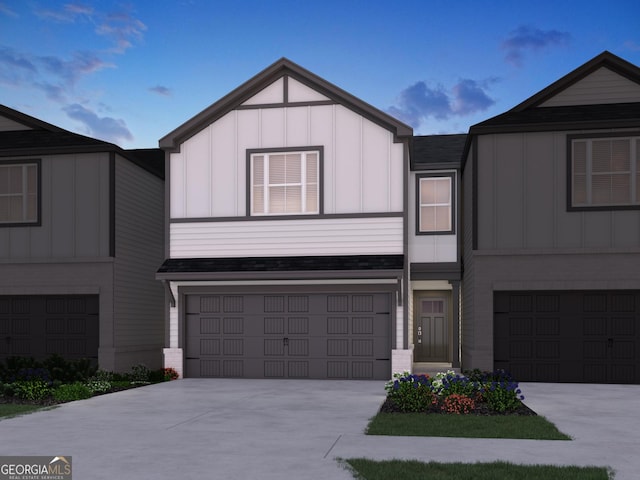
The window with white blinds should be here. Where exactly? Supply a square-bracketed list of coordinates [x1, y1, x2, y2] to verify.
[417, 174, 454, 234]
[250, 150, 319, 215]
[0, 162, 39, 225]
[571, 136, 640, 208]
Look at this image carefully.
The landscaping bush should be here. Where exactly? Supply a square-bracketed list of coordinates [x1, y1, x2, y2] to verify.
[483, 380, 525, 413]
[163, 367, 179, 381]
[440, 393, 476, 414]
[13, 380, 52, 401]
[385, 372, 435, 413]
[383, 369, 527, 415]
[53, 382, 92, 402]
[128, 364, 151, 383]
[85, 371, 113, 394]
[432, 371, 481, 398]
[42, 355, 97, 383]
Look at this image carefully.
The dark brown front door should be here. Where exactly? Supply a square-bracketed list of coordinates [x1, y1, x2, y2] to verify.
[414, 295, 449, 362]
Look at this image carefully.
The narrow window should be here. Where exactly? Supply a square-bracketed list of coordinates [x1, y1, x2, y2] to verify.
[417, 174, 454, 234]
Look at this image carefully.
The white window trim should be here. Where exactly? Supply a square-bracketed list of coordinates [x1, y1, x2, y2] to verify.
[571, 135, 640, 209]
[249, 149, 320, 216]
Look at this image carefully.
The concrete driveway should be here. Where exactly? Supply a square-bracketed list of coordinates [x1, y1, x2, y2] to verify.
[1, 380, 639, 479]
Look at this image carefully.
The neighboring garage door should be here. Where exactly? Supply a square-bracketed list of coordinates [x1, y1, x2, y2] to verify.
[494, 291, 640, 384]
[185, 291, 392, 379]
[0, 295, 99, 363]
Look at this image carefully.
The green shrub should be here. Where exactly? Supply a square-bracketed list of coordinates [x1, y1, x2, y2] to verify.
[13, 380, 52, 401]
[129, 364, 151, 383]
[85, 370, 113, 394]
[85, 378, 112, 394]
[42, 355, 97, 382]
[163, 367, 179, 381]
[53, 382, 92, 402]
[385, 372, 434, 413]
[484, 382, 524, 412]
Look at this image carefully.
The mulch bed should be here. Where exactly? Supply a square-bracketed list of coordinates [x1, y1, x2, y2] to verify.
[379, 397, 537, 416]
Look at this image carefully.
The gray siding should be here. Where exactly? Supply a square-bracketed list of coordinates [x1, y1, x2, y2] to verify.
[461, 147, 475, 368]
[0, 153, 110, 260]
[113, 155, 165, 371]
[0, 261, 115, 368]
[475, 130, 640, 251]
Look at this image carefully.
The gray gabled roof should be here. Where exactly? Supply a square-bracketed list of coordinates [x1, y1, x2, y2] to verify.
[469, 51, 640, 134]
[0, 104, 164, 179]
[411, 134, 467, 170]
[462, 51, 640, 163]
[159, 58, 413, 151]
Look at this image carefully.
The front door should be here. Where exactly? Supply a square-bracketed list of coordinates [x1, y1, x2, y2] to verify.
[414, 294, 449, 362]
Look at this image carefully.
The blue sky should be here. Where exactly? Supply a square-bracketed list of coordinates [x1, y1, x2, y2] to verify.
[1, 0, 639, 149]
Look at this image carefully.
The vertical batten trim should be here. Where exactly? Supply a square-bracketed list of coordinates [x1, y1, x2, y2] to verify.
[208, 126, 213, 217]
[360, 116, 364, 212]
[522, 134, 527, 248]
[109, 152, 115, 257]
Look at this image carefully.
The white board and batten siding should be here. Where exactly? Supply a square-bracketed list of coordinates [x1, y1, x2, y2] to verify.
[407, 170, 458, 263]
[540, 67, 640, 107]
[169, 76, 405, 257]
[170, 105, 404, 218]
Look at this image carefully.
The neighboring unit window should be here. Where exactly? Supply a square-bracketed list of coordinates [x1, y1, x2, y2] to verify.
[0, 161, 39, 225]
[417, 174, 454, 234]
[250, 149, 320, 215]
[571, 135, 640, 208]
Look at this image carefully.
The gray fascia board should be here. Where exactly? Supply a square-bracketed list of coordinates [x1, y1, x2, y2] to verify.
[156, 269, 404, 282]
[469, 118, 640, 135]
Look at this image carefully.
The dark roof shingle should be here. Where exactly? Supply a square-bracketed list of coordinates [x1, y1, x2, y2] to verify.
[411, 134, 467, 169]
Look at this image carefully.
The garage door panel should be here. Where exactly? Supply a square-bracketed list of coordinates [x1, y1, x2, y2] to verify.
[495, 291, 640, 384]
[0, 295, 98, 362]
[186, 291, 391, 379]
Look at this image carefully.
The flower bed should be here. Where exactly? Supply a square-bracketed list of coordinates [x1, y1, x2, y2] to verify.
[382, 370, 535, 416]
[0, 355, 179, 406]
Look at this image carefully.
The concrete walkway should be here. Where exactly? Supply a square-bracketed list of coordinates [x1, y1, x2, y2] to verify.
[0, 380, 638, 479]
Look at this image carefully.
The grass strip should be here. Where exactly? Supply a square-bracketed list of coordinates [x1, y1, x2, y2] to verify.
[0, 403, 49, 419]
[344, 459, 611, 480]
[366, 413, 571, 440]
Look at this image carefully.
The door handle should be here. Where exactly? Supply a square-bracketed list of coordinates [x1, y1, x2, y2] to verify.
[283, 337, 289, 347]
[607, 338, 613, 348]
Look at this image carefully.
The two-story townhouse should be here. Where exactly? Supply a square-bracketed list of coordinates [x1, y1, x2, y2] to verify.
[0, 105, 165, 372]
[462, 51, 640, 384]
[409, 135, 466, 372]
[157, 58, 417, 379]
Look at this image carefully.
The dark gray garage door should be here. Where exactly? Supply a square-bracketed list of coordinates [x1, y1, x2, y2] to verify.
[185, 291, 391, 379]
[494, 291, 640, 384]
[0, 295, 99, 363]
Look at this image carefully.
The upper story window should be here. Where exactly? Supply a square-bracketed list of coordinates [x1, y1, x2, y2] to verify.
[0, 160, 40, 226]
[417, 173, 454, 234]
[249, 148, 321, 216]
[570, 134, 640, 209]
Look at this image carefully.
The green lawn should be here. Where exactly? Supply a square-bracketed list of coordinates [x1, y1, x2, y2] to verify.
[344, 459, 611, 480]
[0, 403, 50, 419]
[366, 413, 571, 440]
